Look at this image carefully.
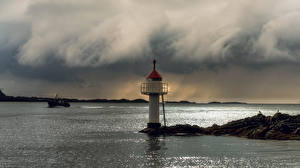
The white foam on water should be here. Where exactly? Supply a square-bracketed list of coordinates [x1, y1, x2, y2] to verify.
[80, 106, 103, 109]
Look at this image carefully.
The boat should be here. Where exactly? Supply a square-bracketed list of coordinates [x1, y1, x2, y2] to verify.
[48, 94, 70, 108]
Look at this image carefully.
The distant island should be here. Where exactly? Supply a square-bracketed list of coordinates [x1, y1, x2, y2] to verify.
[0, 90, 196, 104]
[208, 101, 247, 104]
[166, 100, 197, 104]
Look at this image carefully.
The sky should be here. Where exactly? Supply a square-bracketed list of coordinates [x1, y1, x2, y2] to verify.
[1, 0, 300, 103]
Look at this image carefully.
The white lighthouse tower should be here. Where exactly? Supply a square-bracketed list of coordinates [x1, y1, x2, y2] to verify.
[141, 59, 168, 128]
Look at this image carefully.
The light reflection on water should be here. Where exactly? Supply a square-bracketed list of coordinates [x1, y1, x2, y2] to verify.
[0, 102, 299, 167]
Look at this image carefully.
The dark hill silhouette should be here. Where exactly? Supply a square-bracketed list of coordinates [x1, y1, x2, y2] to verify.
[0, 90, 197, 104]
[0, 90, 149, 103]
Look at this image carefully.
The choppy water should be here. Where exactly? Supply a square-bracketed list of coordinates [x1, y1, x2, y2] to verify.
[0, 102, 299, 167]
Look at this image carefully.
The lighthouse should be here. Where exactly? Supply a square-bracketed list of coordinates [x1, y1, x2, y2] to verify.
[141, 59, 168, 128]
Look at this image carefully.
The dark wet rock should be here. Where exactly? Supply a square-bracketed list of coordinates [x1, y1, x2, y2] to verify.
[294, 128, 300, 135]
[271, 113, 290, 122]
[140, 112, 300, 140]
[140, 124, 207, 136]
[0, 90, 6, 97]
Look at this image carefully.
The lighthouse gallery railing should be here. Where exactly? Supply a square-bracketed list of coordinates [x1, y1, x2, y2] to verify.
[141, 82, 168, 95]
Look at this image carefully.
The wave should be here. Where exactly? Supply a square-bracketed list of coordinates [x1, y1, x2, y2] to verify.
[81, 106, 103, 109]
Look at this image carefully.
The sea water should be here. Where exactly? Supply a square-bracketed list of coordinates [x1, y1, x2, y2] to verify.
[0, 102, 299, 167]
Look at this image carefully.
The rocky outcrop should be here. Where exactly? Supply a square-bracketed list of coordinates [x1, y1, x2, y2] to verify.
[140, 112, 300, 140]
[0, 90, 6, 97]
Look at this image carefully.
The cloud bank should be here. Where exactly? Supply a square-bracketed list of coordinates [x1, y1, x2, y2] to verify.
[1, 0, 299, 66]
[1, 0, 300, 102]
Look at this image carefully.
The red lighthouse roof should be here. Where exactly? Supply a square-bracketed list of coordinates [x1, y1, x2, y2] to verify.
[147, 59, 162, 80]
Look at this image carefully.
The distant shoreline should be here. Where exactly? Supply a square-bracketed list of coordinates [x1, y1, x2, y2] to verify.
[208, 101, 247, 105]
[0, 90, 198, 104]
[2, 90, 299, 105]
[0, 97, 199, 104]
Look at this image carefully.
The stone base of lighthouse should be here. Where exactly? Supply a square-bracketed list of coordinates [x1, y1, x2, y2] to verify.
[147, 94, 161, 128]
[147, 123, 161, 129]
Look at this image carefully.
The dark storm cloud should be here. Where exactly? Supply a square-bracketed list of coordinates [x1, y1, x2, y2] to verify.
[2, 0, 300, 70]
[1, 0, 300, 102]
